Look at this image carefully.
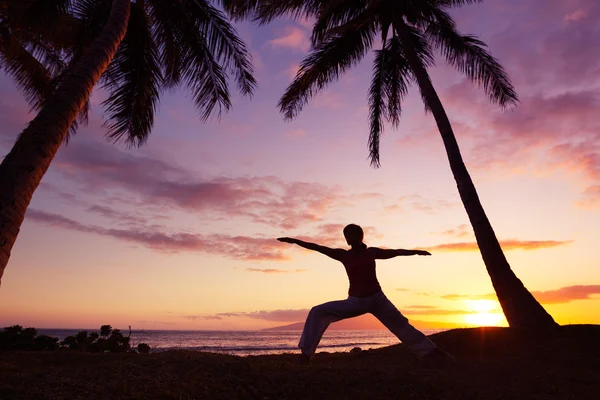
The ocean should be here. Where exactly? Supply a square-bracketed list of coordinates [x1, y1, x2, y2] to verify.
[37, 329, 442, 356]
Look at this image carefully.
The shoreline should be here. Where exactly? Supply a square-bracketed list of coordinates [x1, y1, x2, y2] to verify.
[1, 325, 598, 399]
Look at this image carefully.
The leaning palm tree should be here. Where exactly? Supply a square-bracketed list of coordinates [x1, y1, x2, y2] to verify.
[229, 0, 557, 330]
[0, 0, 256, 285]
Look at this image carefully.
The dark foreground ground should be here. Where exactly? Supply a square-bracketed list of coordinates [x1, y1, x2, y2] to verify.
[1, 325, 599, 400]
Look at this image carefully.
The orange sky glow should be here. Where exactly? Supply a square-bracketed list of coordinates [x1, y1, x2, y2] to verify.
[0, 0, 599, 331]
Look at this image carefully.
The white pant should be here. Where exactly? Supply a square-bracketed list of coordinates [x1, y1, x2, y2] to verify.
[299, 291, 437, 358]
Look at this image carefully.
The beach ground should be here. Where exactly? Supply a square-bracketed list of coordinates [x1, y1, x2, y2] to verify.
[1, 325, 598, 399]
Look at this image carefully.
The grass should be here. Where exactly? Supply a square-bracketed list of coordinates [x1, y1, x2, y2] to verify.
[1, 325, 599, 399]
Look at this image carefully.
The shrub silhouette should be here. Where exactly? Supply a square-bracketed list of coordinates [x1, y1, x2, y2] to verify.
[137, 343, 151, 354]
[0, 325, 58, 351]
[0, 324, 146, 353]
[100, 325, 112, 338]
[61, 326, 131, 353]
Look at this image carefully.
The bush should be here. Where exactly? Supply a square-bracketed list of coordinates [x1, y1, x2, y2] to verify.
[61, 326, 131, 353]
[1, 324, 142, 353]
[0, 325, 58, 351]
[137, 343, 151, 354]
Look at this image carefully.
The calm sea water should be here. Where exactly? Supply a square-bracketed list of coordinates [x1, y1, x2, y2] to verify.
[37, 329, 442, 356]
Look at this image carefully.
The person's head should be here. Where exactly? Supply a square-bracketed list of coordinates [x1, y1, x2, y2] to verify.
[343, 224, 366, 249]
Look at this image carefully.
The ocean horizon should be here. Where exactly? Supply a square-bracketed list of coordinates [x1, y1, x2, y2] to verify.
[37, 328, 444, 356]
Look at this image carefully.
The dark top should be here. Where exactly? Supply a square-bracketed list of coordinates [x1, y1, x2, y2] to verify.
[341, 248, 382, 298]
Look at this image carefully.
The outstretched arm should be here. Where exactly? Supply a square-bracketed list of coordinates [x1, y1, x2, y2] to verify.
[368, 247, 431, 260]
[277, 237, 345, 261]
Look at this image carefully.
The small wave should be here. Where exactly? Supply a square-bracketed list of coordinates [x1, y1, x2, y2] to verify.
[152, 341, 384, 353]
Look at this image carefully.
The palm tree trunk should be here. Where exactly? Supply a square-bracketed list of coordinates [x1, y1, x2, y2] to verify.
[394, 22, 557, 330]
[0, 0, 131, 287]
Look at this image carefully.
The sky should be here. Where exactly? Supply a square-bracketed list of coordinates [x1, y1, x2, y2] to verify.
[0, 0, 598, 331]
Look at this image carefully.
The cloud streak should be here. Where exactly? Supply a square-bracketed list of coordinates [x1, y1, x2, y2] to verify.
[26, 209, 289, 261]
[245, 268, 307, 274]
[267, 26, 310, 52]
[52, 141, 349, 230]
[442, 285, 600, 304]
[187, 305, 484, 322]
[426, 239, 573, 252]
[215, 309, 310, 322]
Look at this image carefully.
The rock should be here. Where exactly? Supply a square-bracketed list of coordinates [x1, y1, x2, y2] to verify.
[350, 347, 362, 354]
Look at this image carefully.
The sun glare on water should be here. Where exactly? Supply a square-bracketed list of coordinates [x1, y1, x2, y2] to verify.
[463, 299, 506, 327]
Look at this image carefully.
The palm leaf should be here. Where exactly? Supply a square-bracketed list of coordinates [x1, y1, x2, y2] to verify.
[101, 2, 162, 146]
[279, 11, 377, 120]
[0, 26, 52, 109]
[253, 0, 328, 24]
[437, 0, 484, 7]
[147, 0, 183, 87]
[1, 0, 73, 42]
[368, 23, 390, 168]
[425, 8, 517, 107]
[368, 32, 412, 167]
[185, 0, 256, 96]
[311, 0, 371, 46]
[383, 35, 411, 129]
[220, 0, 260, 20]
[394, 23, 435, 113]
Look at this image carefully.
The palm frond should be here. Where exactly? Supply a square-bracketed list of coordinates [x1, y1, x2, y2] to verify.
[426, 8, 517, 107]
[24, 39, 66, 77]
[437, 0, 484, 7]
[219, 0, 260, 20]
[384, 35, 411, 129]
[368, 32, 412, 168]
[2, 0, 73, 42]
[311, 0, 371, 46]
[150, 0, 250, 119]
[148, 0, 183, 87]
[253, 0, 327, 24]
[184, 0, 256, 96]
[279, 11, 377, 120]
[367, 24, 390, 168]
[66, 98, 90, 141]
[182, 44, 231, 122]
[394, 23, 435, 113]
[69, 0, 110, 63]
[101, 2, 162, 146]
[0, 26, 52, 109]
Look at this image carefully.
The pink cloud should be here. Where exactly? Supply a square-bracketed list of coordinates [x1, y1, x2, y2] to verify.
[52, 141, 346, 230]
[267, 26, 310, 52]
[385, 195, 458, 215]
[284, 128, 307, 139]
[216, 309, 309, 322]
[443, 285, 600, 304]
[413, 0, 600, 209]
[245, 268, 307, 274]
[435, 224, 473, 239]
[283, 63, 300, 79]
[25, 209, 290, 261]
[533, 285, 600, 304]
[313, 90, 346, 110]
[427, 239, 572, 252]
[564, 9, 587, 21]
[438, 82, 600, 204]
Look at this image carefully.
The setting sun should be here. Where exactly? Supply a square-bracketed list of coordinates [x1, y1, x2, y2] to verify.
[464, 312, 506, 327]
[463, 300, 506, 327]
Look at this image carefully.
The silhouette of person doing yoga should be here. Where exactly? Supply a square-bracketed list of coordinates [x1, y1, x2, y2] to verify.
[277, 224, 453, 366]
